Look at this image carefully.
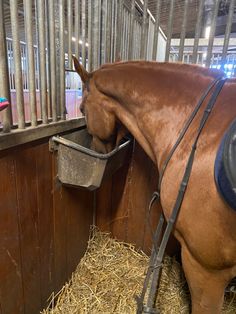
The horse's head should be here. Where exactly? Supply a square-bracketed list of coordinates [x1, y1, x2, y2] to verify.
[73, 56, 126, 154]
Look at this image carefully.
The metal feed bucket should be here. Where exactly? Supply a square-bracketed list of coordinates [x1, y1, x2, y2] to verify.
[50, 128, 131, 190]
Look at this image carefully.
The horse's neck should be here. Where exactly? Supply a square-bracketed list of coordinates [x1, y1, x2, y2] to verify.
[115, 78, 209, 167]
[97, 64, 218, 166]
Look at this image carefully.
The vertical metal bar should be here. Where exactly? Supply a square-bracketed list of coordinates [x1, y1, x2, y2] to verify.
[67, 0, 72, 69]
[24, 0, 37, 126]
[152, 0, 162, 61]
[81, 0, 86, 68]
[141, 0, 148, 59]
[37, 0, 48, 124]
[49, 0, 57, 122]
[101, 0, 107, 64]
[0, 0, 12, 132]
[205, 0, 221, 68]
[165, 0, 175, 62]
[93, 0, 100, 69]
[75, 0, 81, 60]
[59, 0, 66, 119]
[128, 0, 135, 60]
[105, 0, 112, 63]
[46, 1, 52, 119]
[178, 0, 189, 62]
[88, 0, 92, 71]
[192, 0, 204, 64]
[221, 0, 236, 69]
[9, 0, 25, 129]
[111, 0, 115, 62]
[116, 0, 123, 60]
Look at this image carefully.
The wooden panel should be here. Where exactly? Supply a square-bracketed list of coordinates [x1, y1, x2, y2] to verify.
[96, 178, 113, 232]
[52, 153, 68, 291]
[0, 155, 24, 314]
[66, 186, 94, 275]
[14, 146, 42, 314]
[36, 143, 54, 306]
[0, 136, 94, 313]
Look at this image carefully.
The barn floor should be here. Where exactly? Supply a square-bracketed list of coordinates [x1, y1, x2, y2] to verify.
[41, 228, 236, 314]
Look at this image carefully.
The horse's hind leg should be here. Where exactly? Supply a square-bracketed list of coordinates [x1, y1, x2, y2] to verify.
[181, 245, 230, 314]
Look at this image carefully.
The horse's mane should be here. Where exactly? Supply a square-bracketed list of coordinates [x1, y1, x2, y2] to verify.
[98, 60, 224, 80]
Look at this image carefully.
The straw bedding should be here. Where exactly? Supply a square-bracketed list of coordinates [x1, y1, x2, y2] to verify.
[42, 228, 236, 314]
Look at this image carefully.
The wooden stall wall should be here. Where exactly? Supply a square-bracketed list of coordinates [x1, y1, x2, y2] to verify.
[96, 141, 180, 256]
[0, 138, 94, 314]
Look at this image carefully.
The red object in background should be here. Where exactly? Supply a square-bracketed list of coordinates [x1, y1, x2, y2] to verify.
[0, 98, 9, 111]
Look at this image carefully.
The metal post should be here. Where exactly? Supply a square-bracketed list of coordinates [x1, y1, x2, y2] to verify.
[128, 0, 135, 60]
[205, 0, 221, 68]
[88, 0, 92, 71]
[152, 0, 162, 61]
[116, 0, 123, 60]
[165, 0, 175, 62]
[141, 0, 148, 59]
[178, 0, 189, 62]
[75, 0, 81, 60]
[93, 0, 101, 69]
[192, 0, 204, 64]
[81, 0, 86, 68]
[101, 0, 107, 64]
[59, 0, 66, 120]
[67, 0, 72, 69]
[37, 0, 48, 124]
[0, 0, 12, 132]
[105, 0, 112, 63]
[111, 0, 116, 62]
[9, 0, 25, 129]
[221, 0, 236, 69]
[24, 0, 37, 126]
[48, 0, 57, 121]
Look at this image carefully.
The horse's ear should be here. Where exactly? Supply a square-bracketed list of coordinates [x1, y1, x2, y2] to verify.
[72, 55, 89, 83]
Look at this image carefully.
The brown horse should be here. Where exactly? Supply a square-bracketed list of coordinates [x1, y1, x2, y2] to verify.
[73, 56, 236, 314]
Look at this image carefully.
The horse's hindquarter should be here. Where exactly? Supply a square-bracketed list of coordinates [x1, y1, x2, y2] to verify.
[160, 79, 236, 270]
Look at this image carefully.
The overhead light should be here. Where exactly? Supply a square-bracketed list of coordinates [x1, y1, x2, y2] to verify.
[205, 26, 211, 39]
[72, 36, 76, 42]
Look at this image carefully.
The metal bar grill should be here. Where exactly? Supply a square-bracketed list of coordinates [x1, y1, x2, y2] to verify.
[192, 0, 204, 64]
[141, 0, 148, 59]
[93, 0, 101, 69]
[37, 0, 48, 124]
[48, 0, 57, 122]
[87, 0, 92, 71]
[205, 0, 221, 67]
[74, 0, 81, 60]
[59, 0, 66, 120]
[152, 0, 162, 61]
[24, 0, 37, 126]
[0, 0, 12, 132]
[105, 0, 112, 63]
[128, 0, 135, 60]
[67, 0, 73, 69]
[221, 0, 236, 68]
[165, 0, 175, 62]
[9, 0, 25, 129]
[81, 0, 86, 68]
[178, 0, 189, 62]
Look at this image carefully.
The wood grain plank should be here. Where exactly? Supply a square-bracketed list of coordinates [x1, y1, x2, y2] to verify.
[110, 147, 132, 242]
[66, 186, 94, 275]
[52, 151, 68, 292]
[0, 155, 24, 314]
[96, 178, 113, 232]
[14, 146, 42, 314]
[36, 143, 54, 307]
